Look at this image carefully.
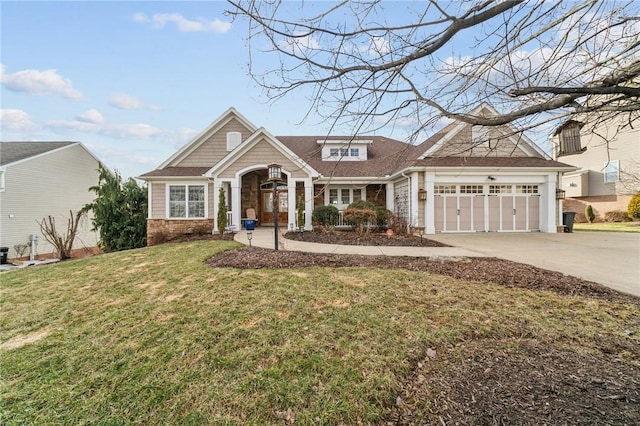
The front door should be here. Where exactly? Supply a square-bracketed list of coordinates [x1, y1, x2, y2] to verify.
[261, 189, 288, 224]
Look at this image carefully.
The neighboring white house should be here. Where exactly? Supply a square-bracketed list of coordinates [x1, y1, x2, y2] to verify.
[0, 141, 101, 259]
[552, 115, 640, 220]
[140, 105, 575, 244]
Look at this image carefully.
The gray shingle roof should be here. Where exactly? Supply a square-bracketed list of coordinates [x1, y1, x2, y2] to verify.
[0, 141, 76, 166]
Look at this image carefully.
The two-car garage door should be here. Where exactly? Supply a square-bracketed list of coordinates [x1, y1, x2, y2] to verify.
[434, 184, 540, 232]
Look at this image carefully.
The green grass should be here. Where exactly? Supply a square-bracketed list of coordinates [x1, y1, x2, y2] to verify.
[1, 240, 639, 424]
[573, 221, 640, 232]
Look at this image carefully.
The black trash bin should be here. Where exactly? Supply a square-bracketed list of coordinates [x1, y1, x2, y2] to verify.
[563, 211, 576, 233]
[0, 247, 9, 265]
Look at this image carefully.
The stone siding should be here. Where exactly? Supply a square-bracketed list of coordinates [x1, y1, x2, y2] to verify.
[147, 219, 213, 246]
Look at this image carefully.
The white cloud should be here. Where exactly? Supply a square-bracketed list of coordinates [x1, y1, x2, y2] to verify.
[0, 108, 34, 132]
[76, 109, 104, 124]
[278, 31, 320, 55]
[100, 123, 161, 139]
[360, 36, 391, 56]
[133, 12, 232, 33]
[45, 119, 98, 133]
[109, 92, 145, 110]
[0, 64, 83, 100]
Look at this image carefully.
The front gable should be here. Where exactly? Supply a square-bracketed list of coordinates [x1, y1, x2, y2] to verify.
[418, 104, 549, 160]
[160, 108, 257, 168]
[206, 128, 319, 179]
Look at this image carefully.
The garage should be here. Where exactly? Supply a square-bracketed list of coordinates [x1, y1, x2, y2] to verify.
[434, 184, 541, 232]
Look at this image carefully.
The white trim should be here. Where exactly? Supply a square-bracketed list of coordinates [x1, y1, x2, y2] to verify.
[159, 107, 258, 169]
[165, 182, 209, 219]
[418, 103, 550, 160]
[0, 166, 5, 192]
[205, 127, 319, 178]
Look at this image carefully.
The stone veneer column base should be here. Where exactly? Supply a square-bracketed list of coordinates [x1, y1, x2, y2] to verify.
[147, 219, 213, 246]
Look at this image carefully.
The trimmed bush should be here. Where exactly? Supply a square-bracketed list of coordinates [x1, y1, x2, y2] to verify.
[585, 205, 595, 223]
[375, 206, 392, 229]
[628, 192, 640, 220]
[343, 207, 377, 236]
[312, 205, 339, 231]
[604, 210, 632, 222]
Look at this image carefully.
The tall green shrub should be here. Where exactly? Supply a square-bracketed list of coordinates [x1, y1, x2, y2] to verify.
[312, 205, 339, 231]
[217, 188, 228, 235]
[84, 164, 147, 252]
[628, 192, 640, 220]
[585, 205, 595, 223]
[296, 194, 305, 229]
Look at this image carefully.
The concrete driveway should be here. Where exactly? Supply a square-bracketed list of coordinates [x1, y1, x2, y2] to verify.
[429, 232, 640, 297]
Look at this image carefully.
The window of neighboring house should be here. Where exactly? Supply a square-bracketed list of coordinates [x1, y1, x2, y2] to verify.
[169, 185, 205, 218]
[558, 123, 583, 155]
[350, 147, 360, 157]
[604, 160, 620, 183]
[329, 148, 339, 157]
[340, 147, 349, 157]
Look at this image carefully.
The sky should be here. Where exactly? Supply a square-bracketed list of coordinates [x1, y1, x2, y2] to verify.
[1, 1, 343, 179]
[3, 1, 629, 180]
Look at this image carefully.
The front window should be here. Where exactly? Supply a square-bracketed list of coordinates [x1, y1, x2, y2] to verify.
[327, 187, 365, 207]
[604, 160, 619, 183]
[169, 184, 205, 218]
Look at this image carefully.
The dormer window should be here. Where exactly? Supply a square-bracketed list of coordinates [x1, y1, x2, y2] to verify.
[319, 139, 371, 161]
[555, 121, 585, 156]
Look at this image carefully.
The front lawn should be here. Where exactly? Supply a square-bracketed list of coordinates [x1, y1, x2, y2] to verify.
[573, 221, 640, 232]
[1, 240, 639, 424]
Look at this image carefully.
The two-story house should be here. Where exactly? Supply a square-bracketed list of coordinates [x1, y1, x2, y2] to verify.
[552, 115, 640, 220]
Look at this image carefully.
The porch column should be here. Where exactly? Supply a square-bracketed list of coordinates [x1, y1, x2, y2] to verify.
[287, 179, 296, 231]
[542, 173, 557, 233]
[410, 171, 419, 227]
[212, 180, 221, 233]
[386, 182, 395, 212]
[304, 178, 314, 230]
[230, 178, 241, 229]
[425, 173, 435, 234]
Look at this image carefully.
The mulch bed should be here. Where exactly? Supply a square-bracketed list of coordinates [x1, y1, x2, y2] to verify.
[284, 230, 450, 247]
[208, 247, 638, 306]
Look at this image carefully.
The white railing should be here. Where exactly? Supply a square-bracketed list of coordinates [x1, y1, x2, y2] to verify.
[336, 211, 376, 228]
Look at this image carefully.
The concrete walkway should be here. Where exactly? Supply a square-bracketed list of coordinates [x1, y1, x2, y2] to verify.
[234, 228, 484, 258]
[235, 229, 640, 297]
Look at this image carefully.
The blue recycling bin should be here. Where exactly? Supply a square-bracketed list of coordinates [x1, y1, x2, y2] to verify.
[245, 219, 256, 230]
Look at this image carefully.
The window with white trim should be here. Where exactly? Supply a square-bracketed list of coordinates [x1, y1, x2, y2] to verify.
[604, 160, 619, 183]
[460, 185, 484, 194]
[489, 185, 512, 194]
[434, 184, 456, 194]
[328, 187, 364, 207]
[516, 185, 539, 194]
[169, 185, 205, 218]
[226, 132, 241, 151]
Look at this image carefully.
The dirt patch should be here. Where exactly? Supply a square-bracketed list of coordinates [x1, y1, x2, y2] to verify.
[207, 247, 638, 305]
[1, 328, 52, 351]
[285, 230, 449, 247]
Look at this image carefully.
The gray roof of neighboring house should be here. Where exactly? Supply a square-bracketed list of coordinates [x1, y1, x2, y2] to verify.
[0, 141, 77, 166]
